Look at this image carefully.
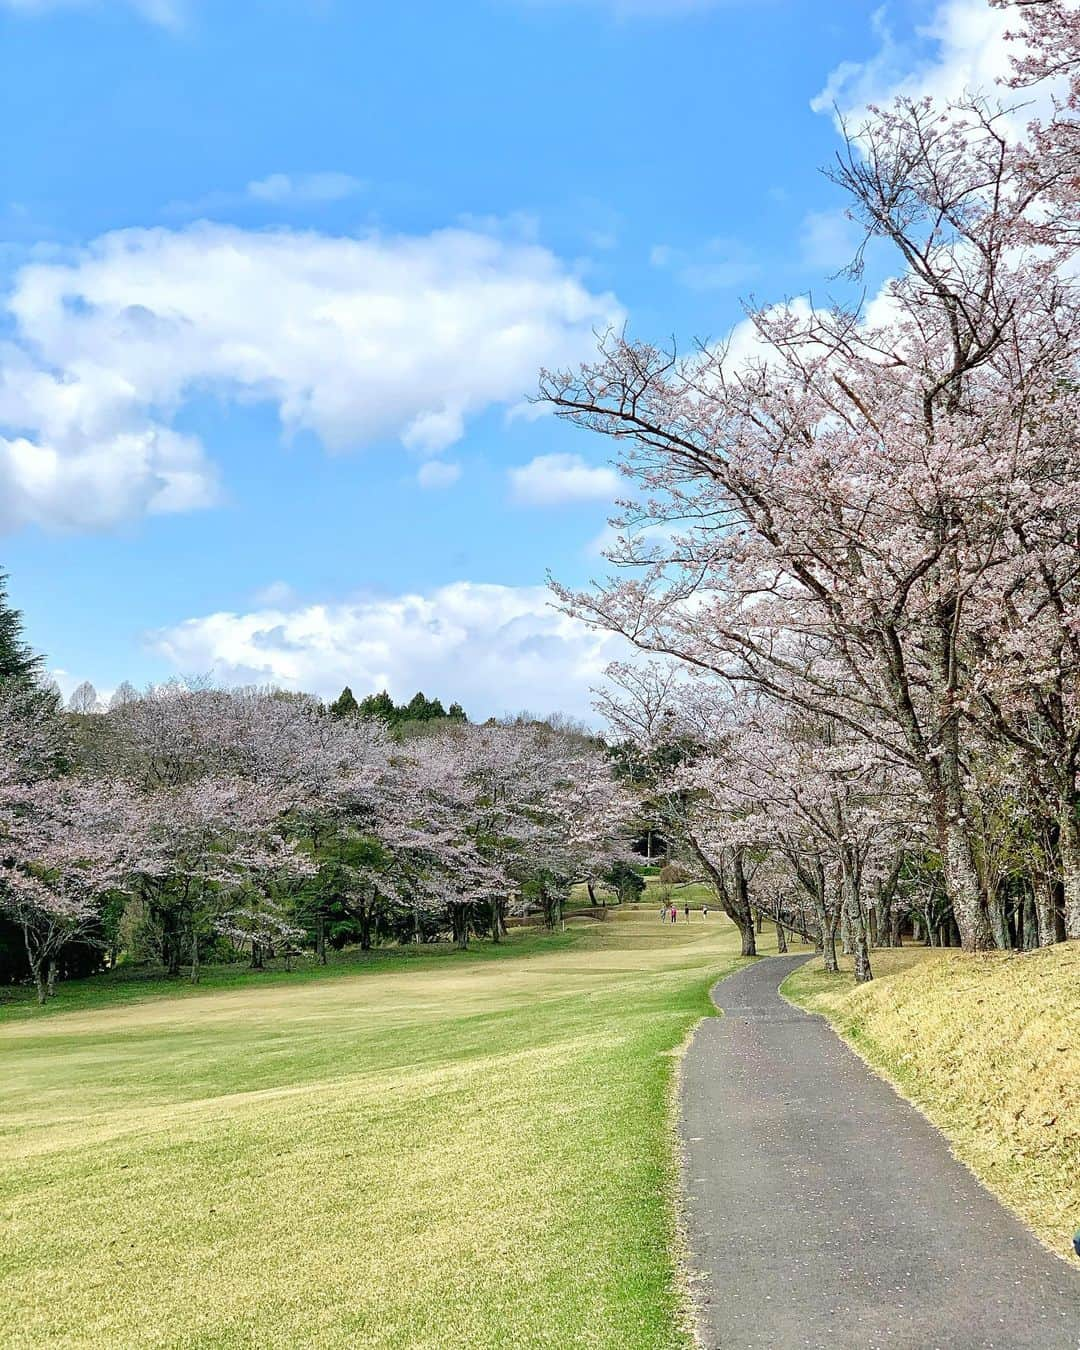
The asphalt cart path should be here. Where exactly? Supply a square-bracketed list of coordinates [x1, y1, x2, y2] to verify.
[679, 955, 1080, 1349]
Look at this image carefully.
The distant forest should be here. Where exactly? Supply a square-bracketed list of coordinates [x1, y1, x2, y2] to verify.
[328, 686, 467, 727]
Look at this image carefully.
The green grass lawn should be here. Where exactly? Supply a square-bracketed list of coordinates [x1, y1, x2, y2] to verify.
[1, 900, 766, 1348]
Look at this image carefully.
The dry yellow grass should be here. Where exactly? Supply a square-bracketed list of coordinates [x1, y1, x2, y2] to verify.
[784, 943, 1080, 1260]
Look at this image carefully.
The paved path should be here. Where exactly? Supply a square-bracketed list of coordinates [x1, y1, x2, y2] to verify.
[679, 955, 1080, 1349]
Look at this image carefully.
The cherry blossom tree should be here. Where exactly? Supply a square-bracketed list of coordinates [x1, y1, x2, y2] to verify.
[541, 8, 1080, 953]
[0, 685, 139, 1001]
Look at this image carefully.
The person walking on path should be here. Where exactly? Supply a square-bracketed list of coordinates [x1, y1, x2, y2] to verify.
[670, 906, 677, 924]
[659, 902, 667, 922]
[684, 904, 691, 921]
[702, 904, 709, 919]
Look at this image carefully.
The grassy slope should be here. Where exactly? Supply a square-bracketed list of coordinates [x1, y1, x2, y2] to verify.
[783, 944, 1080, 1260]
[1, 901, 767, 1348]
[567, 881, 715, 912]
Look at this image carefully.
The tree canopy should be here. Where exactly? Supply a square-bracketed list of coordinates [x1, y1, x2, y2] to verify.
[0, 570, 43, 685]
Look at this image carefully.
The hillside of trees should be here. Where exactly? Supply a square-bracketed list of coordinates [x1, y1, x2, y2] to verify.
[0, 574, 634, 1001]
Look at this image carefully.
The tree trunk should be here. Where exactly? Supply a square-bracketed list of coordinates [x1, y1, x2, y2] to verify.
[842, 855, 872, 984]
[774, 921, 788, 954]
[941, 804, 996, 951]
[686, 835, 755, 956]
[452, 904, 469, 950]
[190, 930, 200, 984]
[732, 853, 757, 957]
[251, 942, 264, 970]
[840, 904, 852, 956]
[359, 902, 372, 952]
[316, 911, 327, 965]
[989, 888, 1010, 951]
[1021, 890, 1036, 951]
[805, 865, 839, 973]
[922, 596, 996, 953]
[24, 927, 48, 1004]
[165, 918, 181, 976]
[1058, 799, 1080, 939]
[821, 905, 840, 971]
[1035, 881, 1058, 948]
[491, 897, 506, 943]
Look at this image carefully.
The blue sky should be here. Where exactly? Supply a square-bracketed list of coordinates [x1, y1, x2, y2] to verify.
[0, 0, 1012, 718]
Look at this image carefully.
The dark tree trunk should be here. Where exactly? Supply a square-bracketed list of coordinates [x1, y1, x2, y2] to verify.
[490, 897, 506, 943]
[842, 853, 872, 984]
[875, 851, 904, 949]
[817, 872, 840, 974]
[24, 926, 48, 1004]
[989, 890, 1010, 951]
[687, 834, 756, 956]
[1059, 796, 1080, 939]
[316, 911, 327, 965]
[163, 909, 182, 976]
[774, 921, 788, 954]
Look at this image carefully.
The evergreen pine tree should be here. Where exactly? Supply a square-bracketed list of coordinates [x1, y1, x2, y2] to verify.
[357, 690, 397, 722]
[0, 570, 43, 684]
[405, 691, 432, 722]
[329, 686, 360, 718]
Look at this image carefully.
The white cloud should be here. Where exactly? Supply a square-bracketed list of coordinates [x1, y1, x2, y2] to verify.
[811, 0, 1028, 127]
[0, 222, 619, 532]
[799, 207, 860, 272]
[648, 236, 760, 291]
[0, 343, 218, 530]
[509, 452, 621, 506]
[251, 580, 297, 607]
[401, 409, 465, 456]
[150, 581, 626, 721]
[416, 460, 461, 490]
[246, 172, 365, 206]
[1, 0, 185, 25]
